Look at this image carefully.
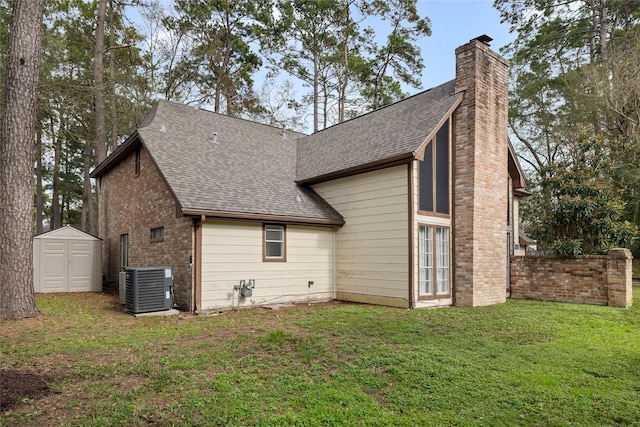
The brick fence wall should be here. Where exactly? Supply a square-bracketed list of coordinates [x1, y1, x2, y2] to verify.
[510, 248, 633, 308]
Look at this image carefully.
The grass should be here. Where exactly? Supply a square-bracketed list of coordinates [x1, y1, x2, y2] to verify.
[1, 289, 639, 426]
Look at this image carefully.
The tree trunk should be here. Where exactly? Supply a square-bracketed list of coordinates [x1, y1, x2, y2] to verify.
[339, 5, 350, 124]
[94, 0, 107, 237]
[81, 146, 96, 235]
[108, 0, 117, 153]
[51, 115, 62, 230]
[0, 0, 44, 320]
[313, 50, 319, 133]
[95, 0, 107, 165]
[35, 123, 44, 234]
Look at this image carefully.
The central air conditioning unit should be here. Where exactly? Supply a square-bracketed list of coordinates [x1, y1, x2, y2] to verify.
[125, 267, 173, 314]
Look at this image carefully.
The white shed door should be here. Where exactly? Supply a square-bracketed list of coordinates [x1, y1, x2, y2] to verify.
[41, 240, 67, 292]
[40, 240, 93, 292]
[69, 241, 93, 291]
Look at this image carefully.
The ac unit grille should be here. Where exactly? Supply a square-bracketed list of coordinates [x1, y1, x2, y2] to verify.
[125, 267, 172, 314]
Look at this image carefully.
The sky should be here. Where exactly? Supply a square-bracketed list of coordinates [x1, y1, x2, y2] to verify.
[408, 0, 514, 91]
[127, 1, 515, 129]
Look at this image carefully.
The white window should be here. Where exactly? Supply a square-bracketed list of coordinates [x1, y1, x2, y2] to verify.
[436, 228, 449, 295]
[419, 225, 450, 298]
[419, 226, 433, 295]
[264, 225, 285, 261]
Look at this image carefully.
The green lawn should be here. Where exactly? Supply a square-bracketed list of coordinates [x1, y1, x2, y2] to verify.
[2, 289, 639, 426]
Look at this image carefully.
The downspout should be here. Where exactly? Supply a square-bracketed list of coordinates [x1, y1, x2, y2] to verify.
[333, 230, 337, 300]
[408, 162, 415, 309]
[451, 115, 457, 307]
[193, 214, 204, 313]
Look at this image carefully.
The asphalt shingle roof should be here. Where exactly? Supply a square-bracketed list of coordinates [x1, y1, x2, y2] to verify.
[135, 101, 342, 223]
[93, 79, 462, 224]
[296, 80, 462, 182]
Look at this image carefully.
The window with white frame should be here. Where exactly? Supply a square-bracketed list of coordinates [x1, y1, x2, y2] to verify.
[264, 224, 286, 261]
[419, 225, 450, 298]
[419, 226, 433, 295]
[436, 228, 449, 294]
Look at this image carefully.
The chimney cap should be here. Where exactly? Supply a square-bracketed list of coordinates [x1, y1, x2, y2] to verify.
[473, 34, 493, 45]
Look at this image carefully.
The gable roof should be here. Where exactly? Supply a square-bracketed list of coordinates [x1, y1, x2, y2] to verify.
[34, 225, 101, 240]
[508, 139, 531, 196]
[296, 80, 463, 184]
[93, 101, 344, 226]
[91, 80, 467, 225]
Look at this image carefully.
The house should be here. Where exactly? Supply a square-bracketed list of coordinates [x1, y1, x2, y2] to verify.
[91, 36, 529, 312]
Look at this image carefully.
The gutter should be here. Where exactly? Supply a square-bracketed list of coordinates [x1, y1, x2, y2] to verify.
[181, 209, 345, 228]
[296, 152, 415, 186]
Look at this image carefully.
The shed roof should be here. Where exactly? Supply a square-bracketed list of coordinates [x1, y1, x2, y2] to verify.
[34, 225, 101, 240]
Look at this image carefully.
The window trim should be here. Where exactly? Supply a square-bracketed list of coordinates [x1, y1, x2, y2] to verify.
[150, 226, 164, 242]
[417, 224, 451, 300]
[120, 233, 129, 272]
[263, 224, 286, 262]
[418, 120, 450, 218]
[134, 147, 141, 176]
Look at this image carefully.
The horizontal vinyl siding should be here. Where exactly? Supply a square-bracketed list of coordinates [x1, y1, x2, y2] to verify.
[313, 166, 409, 306]
[200, 221, 334, 311]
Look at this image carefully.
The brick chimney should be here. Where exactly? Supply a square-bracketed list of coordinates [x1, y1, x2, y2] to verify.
[453, 36, 510, 307]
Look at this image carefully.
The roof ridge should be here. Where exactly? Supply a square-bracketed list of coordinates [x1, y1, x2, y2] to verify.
[308, 79, 457, 136]
[153, 99, 308, 137]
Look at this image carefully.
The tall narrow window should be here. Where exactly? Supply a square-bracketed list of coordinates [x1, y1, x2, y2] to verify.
[419, 120, 449, 215]
[419, 142, 433, 212]
[264, 224, 286, 261]
[120, 234, 129, 272]
[435, 124, 449, 214]
[135, 147, 141, 176]
[419, 226, 433, 295]
[436, 228, 449, 294]
[419, 225, 450, 298]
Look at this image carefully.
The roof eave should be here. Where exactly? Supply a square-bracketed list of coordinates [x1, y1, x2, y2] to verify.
[181, 209, 345, 228]
[413, 93, 464, 161]
[508, 139, 529, 190]
[514, 187, 532, 197]
[296, 152, 415, 186]
[90, 130, 141, 178]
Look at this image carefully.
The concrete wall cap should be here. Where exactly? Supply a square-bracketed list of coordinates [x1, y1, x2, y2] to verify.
[608, 248, 632, 260]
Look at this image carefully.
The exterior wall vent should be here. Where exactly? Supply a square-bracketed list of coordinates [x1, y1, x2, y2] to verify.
[125, 266, 173, 313]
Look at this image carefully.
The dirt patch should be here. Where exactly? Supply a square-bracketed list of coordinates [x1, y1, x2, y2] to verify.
[0, 368, 53, 411]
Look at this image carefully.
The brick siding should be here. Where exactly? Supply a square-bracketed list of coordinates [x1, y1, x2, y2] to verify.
[453, 38, 510, 306]
[97, 144, 194, 310]
[510, 248, 633, 308]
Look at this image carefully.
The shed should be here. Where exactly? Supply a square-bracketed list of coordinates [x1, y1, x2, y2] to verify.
[33, 225, 102, 293]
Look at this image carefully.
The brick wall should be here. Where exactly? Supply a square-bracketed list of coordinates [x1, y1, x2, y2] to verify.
[453, 38, 510, 306]
[97, 142, 194, 310]
[510, 248, 633, 308]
